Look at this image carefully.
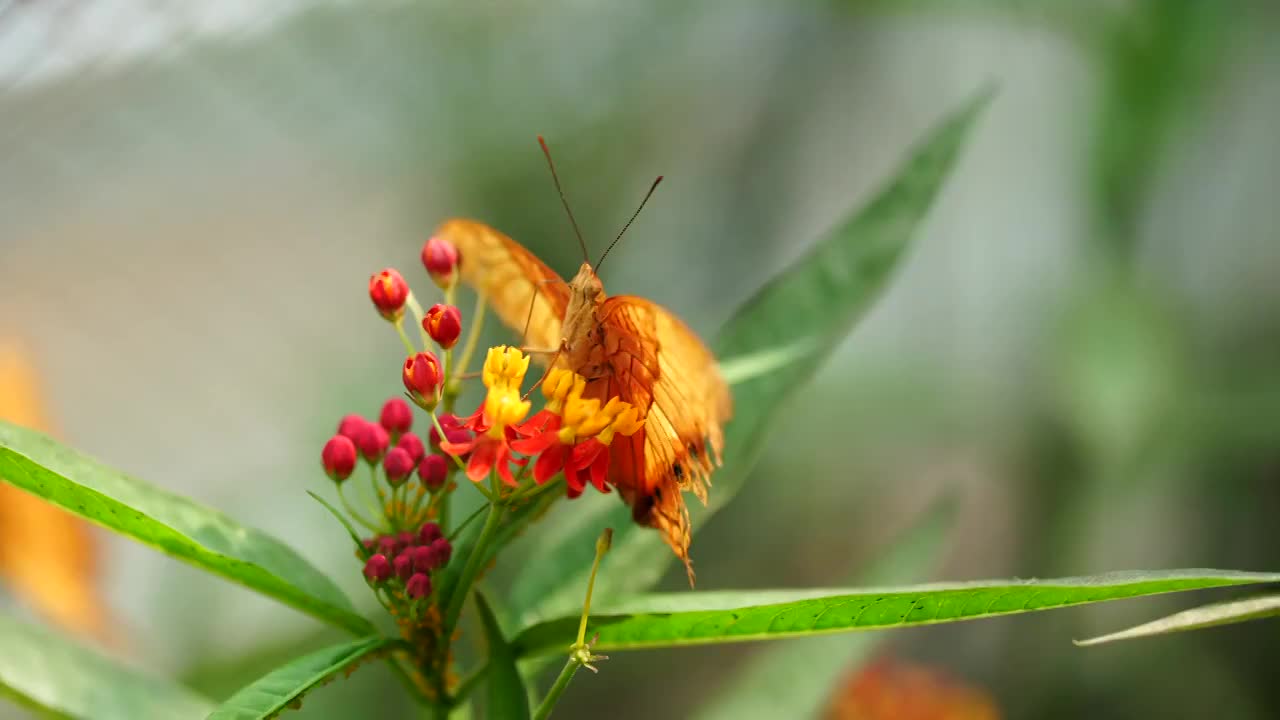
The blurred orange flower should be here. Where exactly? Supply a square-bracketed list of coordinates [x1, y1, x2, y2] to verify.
[0, 341, 107, 640]
[826, 658, 1001, 720]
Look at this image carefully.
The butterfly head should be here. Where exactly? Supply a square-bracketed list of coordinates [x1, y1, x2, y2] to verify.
[568, 262, 604, 303]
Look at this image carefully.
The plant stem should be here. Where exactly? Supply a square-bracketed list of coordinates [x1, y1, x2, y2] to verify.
[337, 484, 381, 531]
[449, 662, 490, 707]
[395, 318, 417, 356]
[442, 476, 504, 633]
[532, 659, 579, 720]
[452, 295, 487, 389]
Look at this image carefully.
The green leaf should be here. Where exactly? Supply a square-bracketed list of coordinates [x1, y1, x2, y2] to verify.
[0, 611, 215, 719]
[1075, 593, 1280, 647]
[508, 87, 994, 625]
[475, 592, 531, 720]
[512, 569, 1280, 657]
[691, 497, 956, 720]
[206, 636, 393, 720]
[0, 421, 371, 635]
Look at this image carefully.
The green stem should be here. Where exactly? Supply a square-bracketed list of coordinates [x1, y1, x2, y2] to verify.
[449, 662, 490, 707]
[532, 659, 580, 720]
[447, 503, 489, 542]
[452, 295, 487, 389]
[337, 484, 381, 531]
[394, 318, 417, 356]
[442, 485, 504, 634]
[406, 292, 432, 348]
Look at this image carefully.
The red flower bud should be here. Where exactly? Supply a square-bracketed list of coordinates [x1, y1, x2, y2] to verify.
[423, 304, 463, 350]
[402, 352, 442, 410]
[428, 537, 452, 568]
[396, 433, 425, 464]
[421, 237, 460, 289]
[377, 536, 398, 557]
[418, 522, 443, 545]
[355, 422, 390, 465]
[363, 554, 392, 584]
[337, 414, 368, 441]
[383, 447, 414, 486]
[368, 268, 410, 321]
[321, 435, 358, 483]
[417, 454, 448, 491]
[406, 572, 432, 599]
[411, 544, 437, 573]
[393, 552, 413, 581]
[397, 531, 417, 551]
[379, 398, 413, 438]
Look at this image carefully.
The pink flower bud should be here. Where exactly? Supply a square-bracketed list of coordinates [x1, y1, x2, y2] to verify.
[393, 552, 413, 581]
[396, 433, 425, 464]
[379, 398, 413, 438]
[428, 537, 452, 568]
[417, 454, 448, 491]
[406, 572, 432, 599]
[421, 237, 460, 289]
[383, 447, 414, 487]
[363, 554, 392, 584]
[355, 422, 390, 465]
[418, 522, 442, 545]
[337, 414, 368, 441]
[321, 435, 358, 483]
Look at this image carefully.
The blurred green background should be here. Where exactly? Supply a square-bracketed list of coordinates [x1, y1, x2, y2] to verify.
[2, 1, 1279, 718]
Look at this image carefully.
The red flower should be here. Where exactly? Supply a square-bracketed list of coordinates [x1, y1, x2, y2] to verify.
[379, 397, 413, 438]
[337, 414, 368, 441]
[423, 304, 462, 350]
[368, 268, 409, 321]
[440, 347, 532, 485]
[321, 435, 358, 483]
[421, 237, 460, 289]
[402, 351, 442, 410]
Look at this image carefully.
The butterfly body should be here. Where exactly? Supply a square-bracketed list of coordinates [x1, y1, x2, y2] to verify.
[438, 218, 731, 582]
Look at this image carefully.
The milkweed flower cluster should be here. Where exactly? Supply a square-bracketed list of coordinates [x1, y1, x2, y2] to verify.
[313, 233, 646, 700]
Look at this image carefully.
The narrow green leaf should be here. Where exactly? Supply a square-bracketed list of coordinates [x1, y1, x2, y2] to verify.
[692, 497, 956, 720]
[508, 87, 994, 625]
[475, 593, 531, 720]
[512, 569, 1279, 656]
[206, 636, 393, 720]
[0, 611, 215, 719]
[1075, 593, 1280, 647]
[0, 421, 371, 635]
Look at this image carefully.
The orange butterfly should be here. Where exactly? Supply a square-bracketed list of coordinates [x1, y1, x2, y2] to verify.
[435, 138, 732, 583]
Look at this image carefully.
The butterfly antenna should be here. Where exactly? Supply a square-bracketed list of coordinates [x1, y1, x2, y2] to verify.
[538, 135, 590, 263]
[596, 175, 663, 271]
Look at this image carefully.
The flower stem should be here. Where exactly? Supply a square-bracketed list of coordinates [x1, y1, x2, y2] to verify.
[406, 292, 431, 349]
[442, 476, 504, 634]
[452, 295, 487, 389]
[394, 317, 417, 356]
[337, 484, 381, 531]
[532, 659, 579, 720]
[533, 528, 613, 720]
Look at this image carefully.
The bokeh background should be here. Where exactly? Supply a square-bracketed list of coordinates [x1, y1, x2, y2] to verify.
[2, 1, 1279, 718]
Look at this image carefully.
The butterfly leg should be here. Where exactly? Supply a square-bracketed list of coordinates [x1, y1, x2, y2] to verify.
[520, 343, 566, 400]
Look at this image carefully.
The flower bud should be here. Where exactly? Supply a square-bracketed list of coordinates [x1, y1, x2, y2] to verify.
[421, 237, 460, 289]
[363, 554, 392, 584]
[337, 414, 368, 441]
[397, 531, 417, 551]
[411, 544, 438, 573]
[395, 433, 425, 464]
[379, 398, 413, 438]
[393, 552, 413, 581]
[402, 352, 442, 410]
[355, 422, 390, 465]
[423, 304, 462, 350]
[383, 447, 414, 487]
[321, 435, 358, 483]
[377, 535, 398, 557]
[406, 572, 432, 599]
[418, 522, 442, 545]
[368, 268, 410, 321]
[428, 537, 452, 568]
[417, 454, 448, 491]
